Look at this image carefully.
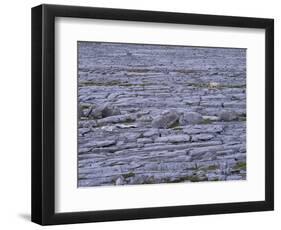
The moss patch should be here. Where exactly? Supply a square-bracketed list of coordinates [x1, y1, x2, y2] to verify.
[233, 162, 246, 170]
[122, 172, 135, 179]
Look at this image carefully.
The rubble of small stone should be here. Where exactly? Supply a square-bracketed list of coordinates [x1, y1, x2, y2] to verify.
[78, 42, 247, 187]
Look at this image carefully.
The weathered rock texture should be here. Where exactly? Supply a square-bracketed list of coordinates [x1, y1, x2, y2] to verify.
[77, 42, 247, 187]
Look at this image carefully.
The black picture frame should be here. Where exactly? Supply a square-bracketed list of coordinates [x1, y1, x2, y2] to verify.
[31, 4, 274, 225]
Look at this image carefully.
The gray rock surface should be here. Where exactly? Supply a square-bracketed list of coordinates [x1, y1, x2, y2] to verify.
[77, 42, 247, 187]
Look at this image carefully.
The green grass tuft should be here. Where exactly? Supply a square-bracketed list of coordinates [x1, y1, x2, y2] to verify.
[233, 162, 246, 170]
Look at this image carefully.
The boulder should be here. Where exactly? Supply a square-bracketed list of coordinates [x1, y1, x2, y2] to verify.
[89, 103, 121, 119]
[151, 110, 179, 129]
[179, 112, 203, 125]
[219, 110, 238, 121]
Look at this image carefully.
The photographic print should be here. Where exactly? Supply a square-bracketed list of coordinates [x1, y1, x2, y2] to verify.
[77, 42, 246, 187]
[32, 5, 274, 224]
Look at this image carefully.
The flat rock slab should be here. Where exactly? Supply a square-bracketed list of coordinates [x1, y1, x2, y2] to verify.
[155, 135, 190, 143]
